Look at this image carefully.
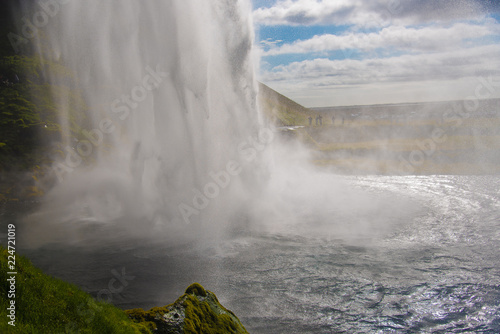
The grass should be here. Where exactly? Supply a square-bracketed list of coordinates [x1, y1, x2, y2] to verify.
[258, 82, 315, 126]
[0, 248, 248, 333]
[0, 246, 151, 333]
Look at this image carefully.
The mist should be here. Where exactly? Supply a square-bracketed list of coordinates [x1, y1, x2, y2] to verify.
[7, 0, 423, 250]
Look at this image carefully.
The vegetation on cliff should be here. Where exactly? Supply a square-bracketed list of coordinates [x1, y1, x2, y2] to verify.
[0, 51, 90, 200]
[258, 82, 314, 126]
[0, 246, 151, 333]
[0, 5, 91, 200]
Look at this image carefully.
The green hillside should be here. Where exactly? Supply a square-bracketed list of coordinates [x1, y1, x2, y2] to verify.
[0, 246, 150, 333]
[258, 82, 315, 126]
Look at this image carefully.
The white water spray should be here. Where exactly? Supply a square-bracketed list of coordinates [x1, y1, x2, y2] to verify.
[21, 0, 415, 248]
[21, 0, 269, 244]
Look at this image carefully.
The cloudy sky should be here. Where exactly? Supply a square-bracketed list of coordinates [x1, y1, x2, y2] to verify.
[251, 0, 500, 107]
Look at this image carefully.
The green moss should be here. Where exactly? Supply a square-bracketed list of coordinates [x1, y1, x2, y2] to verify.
[0, 52, 94, 201]
[0, 246, 152, 334]
[181, 292, 247, 334]
[127, 284, 249, 334]
[185, 282, 207, 297]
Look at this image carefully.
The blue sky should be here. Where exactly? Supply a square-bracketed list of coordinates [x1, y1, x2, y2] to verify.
[251, 0, 500, 107]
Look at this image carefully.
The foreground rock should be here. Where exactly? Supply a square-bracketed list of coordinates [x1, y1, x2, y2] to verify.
[126, 283, 249, 334]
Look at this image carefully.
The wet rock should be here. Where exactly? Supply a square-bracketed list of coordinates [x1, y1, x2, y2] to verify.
[126, 283, 248, 334]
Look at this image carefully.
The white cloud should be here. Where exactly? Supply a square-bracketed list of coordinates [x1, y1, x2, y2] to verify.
[261, 44, 500, 87]
[263, 21, 500, 56]
[253, 0, 500, 106]
[253, 0, 376, 27]
[260, 38, 284, 48]
[253, 0, 491, 27]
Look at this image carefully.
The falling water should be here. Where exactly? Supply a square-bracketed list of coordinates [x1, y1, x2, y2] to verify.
[18, 0, 420, 249]
[22, 0, 273, 245]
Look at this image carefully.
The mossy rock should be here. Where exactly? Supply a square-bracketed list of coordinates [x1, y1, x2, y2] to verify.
[184, 282, 207, 297]
[126, 283, 248, 334]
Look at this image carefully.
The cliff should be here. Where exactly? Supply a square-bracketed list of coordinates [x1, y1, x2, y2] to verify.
[258, 82, 314, 126]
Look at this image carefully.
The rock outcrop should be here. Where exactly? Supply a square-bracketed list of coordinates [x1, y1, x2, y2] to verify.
[126, 283, 248, 334]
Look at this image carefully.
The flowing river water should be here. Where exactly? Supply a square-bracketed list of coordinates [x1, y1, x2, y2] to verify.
[3, 174, 499, 333]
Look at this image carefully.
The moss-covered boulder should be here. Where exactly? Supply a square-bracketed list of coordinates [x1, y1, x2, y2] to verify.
[126, 283, 249, 334]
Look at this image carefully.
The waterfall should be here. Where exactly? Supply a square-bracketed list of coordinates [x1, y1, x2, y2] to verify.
[18, 0, 409, 248]
[21, 0, 270, 245]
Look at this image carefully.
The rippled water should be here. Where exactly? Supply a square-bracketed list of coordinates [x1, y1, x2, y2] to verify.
[4, 175, 500, 333]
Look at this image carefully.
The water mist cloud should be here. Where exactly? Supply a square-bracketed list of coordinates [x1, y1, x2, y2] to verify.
[19, 0, 262, 248]
[52, 64, 169, 184]
[14, 0, 487, 252]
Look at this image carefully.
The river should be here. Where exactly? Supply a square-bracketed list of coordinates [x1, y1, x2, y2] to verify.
[3, 174, 499, 333]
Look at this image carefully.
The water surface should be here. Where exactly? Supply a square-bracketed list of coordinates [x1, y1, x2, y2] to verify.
[3, 175, 500, 333]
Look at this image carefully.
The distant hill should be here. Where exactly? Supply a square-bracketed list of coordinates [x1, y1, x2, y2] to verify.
[256, 84, 500, 175]
[312, 98, 500, 121]
[258, 82, 316, 126]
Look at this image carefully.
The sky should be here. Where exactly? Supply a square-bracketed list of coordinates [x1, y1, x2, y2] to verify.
[251, 0, 500, 107]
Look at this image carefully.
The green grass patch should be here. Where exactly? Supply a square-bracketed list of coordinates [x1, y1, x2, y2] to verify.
[0, 246, 151, 333]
